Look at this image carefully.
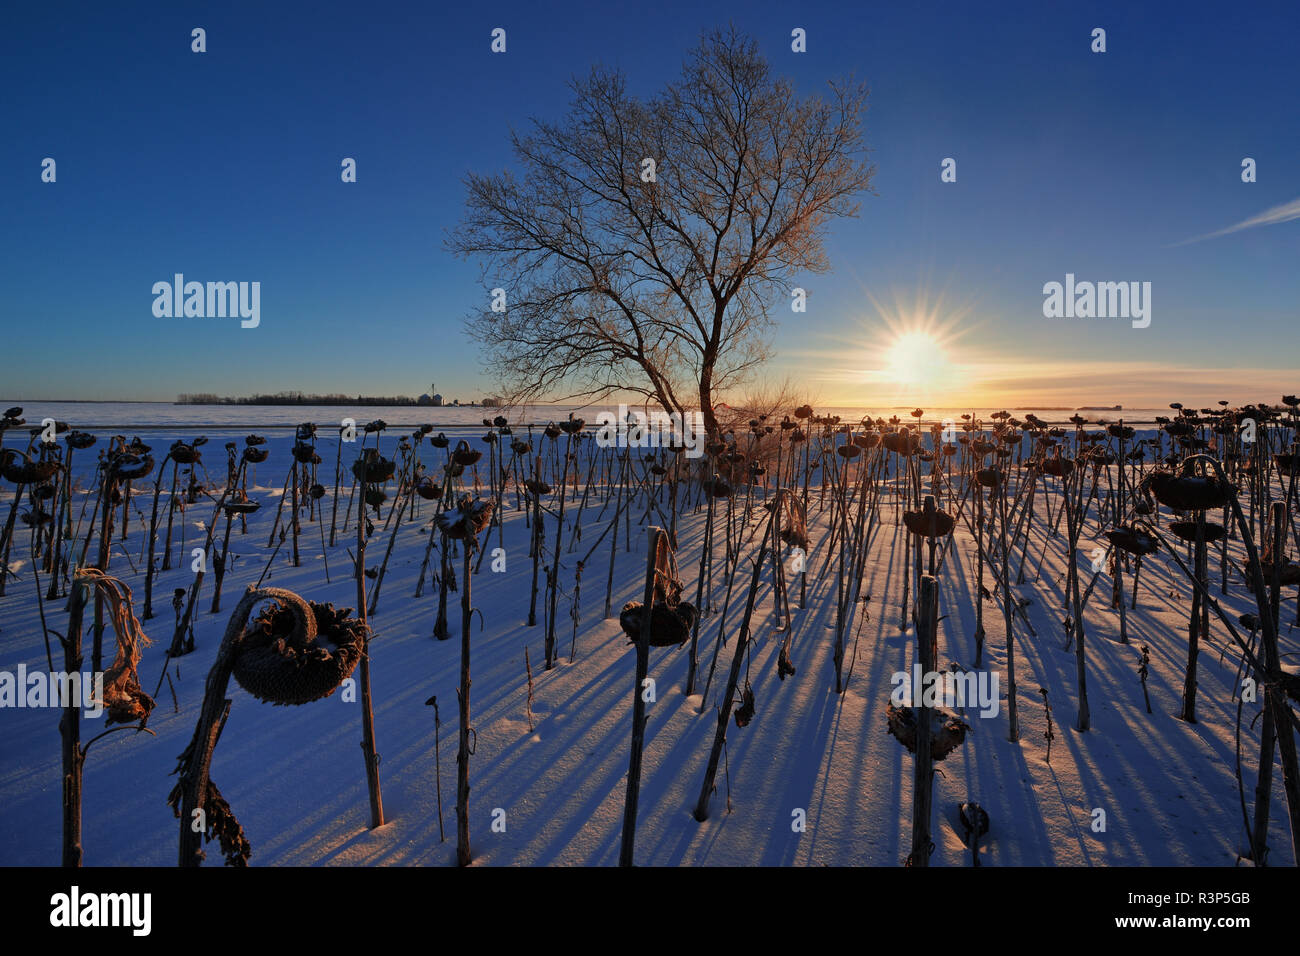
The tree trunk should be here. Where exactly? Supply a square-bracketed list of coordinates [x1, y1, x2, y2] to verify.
[699, 368, 717, 439]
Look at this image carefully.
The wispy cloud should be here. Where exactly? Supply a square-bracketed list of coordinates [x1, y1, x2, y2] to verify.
[1172, 196, 1300, 246]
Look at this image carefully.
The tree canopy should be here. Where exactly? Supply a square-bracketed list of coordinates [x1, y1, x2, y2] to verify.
[449, 26, 875, 435]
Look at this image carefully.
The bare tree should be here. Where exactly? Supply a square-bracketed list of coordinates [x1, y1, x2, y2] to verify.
[448, 26, 874, 436]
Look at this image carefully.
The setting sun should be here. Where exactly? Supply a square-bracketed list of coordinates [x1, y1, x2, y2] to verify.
[884, 331, 947, 388]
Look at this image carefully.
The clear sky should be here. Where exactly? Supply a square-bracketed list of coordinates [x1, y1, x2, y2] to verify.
[3, 0, 1297, 408]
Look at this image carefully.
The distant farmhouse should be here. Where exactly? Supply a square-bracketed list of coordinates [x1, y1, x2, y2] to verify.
[415, 383, 498, 407]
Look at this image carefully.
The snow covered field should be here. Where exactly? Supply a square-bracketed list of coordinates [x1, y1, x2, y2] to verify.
[0, 412, 1295, 867]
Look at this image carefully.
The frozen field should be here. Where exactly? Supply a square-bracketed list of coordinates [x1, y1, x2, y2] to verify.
[0, 409, 1295, 866]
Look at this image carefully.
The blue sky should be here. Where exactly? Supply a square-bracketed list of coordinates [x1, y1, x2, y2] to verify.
[3, 0, 1297, 407]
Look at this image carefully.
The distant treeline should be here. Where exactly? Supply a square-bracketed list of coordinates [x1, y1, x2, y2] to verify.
[177, 392, 426, 406]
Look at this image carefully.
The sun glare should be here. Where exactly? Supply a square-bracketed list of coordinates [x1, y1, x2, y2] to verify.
[884, 331, 946, 387]
[814, 288, 974, 402]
